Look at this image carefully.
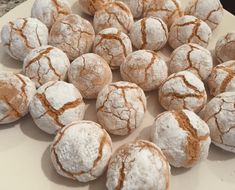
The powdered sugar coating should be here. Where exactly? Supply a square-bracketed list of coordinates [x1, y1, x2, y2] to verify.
[93, 1, 134, 33]
[0, 72, 36, 124]
[51, 120, 112, 182]
[23, 45, 70, 88]
[201, 92, 235, 153]
[215, 32, 235, 63]
[68, 53, 112, 99]
[31, 0, 72, 29]
[78, 0, 114, 16]
[151, 110, 211, 168]
[208, 61, 235, 96]
[29, 81, 85, 134]
[120, 50, 168, 91]
[96, 81, 146, 136]
[129, 17, 168, 51]
[168, 15, 212, 49]
[49, 14, 95, 61]
[169, 43, 213, 80]
[106, 140, 170, 190]
[93, 28, 132, 69]
[159, 71, 207, 113]
[185, 0, 223, 31]
[119, 0, 145, 18]
[1, 17, 48, 61]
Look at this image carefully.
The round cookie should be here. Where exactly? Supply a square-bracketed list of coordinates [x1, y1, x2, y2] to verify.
[208, 60, 235, 96]
[159, 71, 207, 113]
[93, 27, 132, 69]
[168, 15, 212, 49]
[185, 0, 223, 30]
[1, 17, 48, 61]
[106, 140, 170, 190]
[31, 0, 72, 29]
[215, 32, 235, 63]
[129, 17, 168, 51]
[29, 81, 85, 134]
[151, 109, 211, 168]
[93, 1, 134, 33]
[49, 14, 95, 61]
[78, 0, 114, 16]
[51, 120, 112, 182]
[23, 45, 70, 88]
[96, 81, 146, 136]
[68, 53, 112, 99]
[0, 72, 36, 124]
[201, 92, 235, 153]
[169, 43, 213, 80]
[120, 50, 168, 91]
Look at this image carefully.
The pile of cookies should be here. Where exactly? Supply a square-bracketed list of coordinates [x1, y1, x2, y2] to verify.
[1, 0, 234, 189]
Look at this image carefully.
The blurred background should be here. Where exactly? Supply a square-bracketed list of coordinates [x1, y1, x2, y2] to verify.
[221, 0, 235, 15]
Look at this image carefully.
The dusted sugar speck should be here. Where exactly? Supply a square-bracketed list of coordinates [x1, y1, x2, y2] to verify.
[151, 110, 211, 168]
[106, 140, 170, 190]
[1, 17, 48, 61]
[29, 81, 85, 134]
[96, 81, 146, 136]
[51, 120, 112, 182]
[23, 45, 70, 88]
[0, 72, 36, 124]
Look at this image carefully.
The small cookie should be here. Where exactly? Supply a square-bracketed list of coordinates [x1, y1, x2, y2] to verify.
[78, 0, 114, 16]
[23, 45, 70, 88]
[1, 17, 48, 61]
[169, 43, 213, 80]
[0, 72, 36, 124]
[159, 71, 207, 113]
[31, 0, 72, 29]
[215, 32, 235, 63]
[93, 1, 134, 33]
[208, 60, 235, 96]
[168, 15, 212, 49]
[106, 140, 170, 190]
[49, 14, 95, 61]
[68, 53, 112, 99]
[96, 81, 146, 136]
[93, 27, 132, 69]
[151, 109, 211, 168]
[29, 81, 85, 134]
[129, 17, 168, 51]
[51, 120, 112, 182]
[120, 50, 168, 91]
[185, 0, 223, 30]
[201, 92, 235, 153]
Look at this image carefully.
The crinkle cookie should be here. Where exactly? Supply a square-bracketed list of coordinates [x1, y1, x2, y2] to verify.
[93, 27, 132, 69]
[106, 140, 170, 190]
[93, 1, 134, 33]
[169, 43, 213, 80]
[151, 109, 211, 168]
[49, 14, 95, 61]
[159, 71, 207, 113]
[0, 72, 36, 124]
[68, 53, 112, 99]
[51, 120, 112, 182]
[29, 81, 85, 134]
[185, 0, 223, 30]
[208, 60, 235, 96]
[168, 15, 212, 49]
[201, 92, 235, 153]
[1, 17, 48, 61]
[23, 45, 70, 88]
[129, 17, 168, 51]
[31, 0, 72, 29]
[119, 0, 145, 18]
[96, 81, 146, 136]
[120, 50, 168, 91]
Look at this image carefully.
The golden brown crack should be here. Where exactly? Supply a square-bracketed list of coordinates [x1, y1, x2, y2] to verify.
[15, 74, 27, 104]
[115, 162, 125, 190]
[51, 0, 70, 16]
[140, 18, 147, 49]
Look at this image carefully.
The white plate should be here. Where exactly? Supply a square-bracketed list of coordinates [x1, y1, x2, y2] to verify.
[0, 0, 235, 189]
